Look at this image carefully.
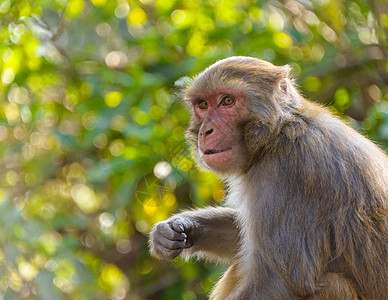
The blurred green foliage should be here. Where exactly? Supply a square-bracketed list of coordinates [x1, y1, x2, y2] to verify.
[0, 0, 387, 299]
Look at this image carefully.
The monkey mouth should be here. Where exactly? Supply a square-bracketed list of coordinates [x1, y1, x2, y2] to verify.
[204, 148, 231, 155]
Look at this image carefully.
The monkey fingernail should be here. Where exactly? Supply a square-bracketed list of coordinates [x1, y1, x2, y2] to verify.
[182, 233, 187, 238]
[179, 225, 184, 232]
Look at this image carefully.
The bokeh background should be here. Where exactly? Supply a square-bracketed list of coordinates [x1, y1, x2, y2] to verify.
[0, 0, 387, 299]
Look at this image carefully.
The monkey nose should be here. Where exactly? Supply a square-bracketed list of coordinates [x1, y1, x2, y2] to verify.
[204, 128, 213, 137]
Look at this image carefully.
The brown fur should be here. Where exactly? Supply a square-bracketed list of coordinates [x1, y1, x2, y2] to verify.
[309, 273, 360, 299]
[149, 57, 388, 299]
[211, 264, 241, 300]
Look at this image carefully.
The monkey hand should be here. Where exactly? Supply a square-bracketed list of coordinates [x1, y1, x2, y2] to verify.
[149, 216, 195, 260]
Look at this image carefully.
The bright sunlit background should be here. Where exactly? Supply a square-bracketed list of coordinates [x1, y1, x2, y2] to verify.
[0, 0, 387, 299]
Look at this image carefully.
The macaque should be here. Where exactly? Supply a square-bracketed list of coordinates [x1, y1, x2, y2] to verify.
[149, 57, 388, 299]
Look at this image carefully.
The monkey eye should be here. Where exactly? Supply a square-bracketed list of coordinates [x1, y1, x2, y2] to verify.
[220, 95, 235, 106]
[198, 100, 208, 110]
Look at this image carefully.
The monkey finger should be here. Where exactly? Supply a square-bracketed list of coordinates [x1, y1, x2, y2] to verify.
[170, 222, 184, 233]
[153, 243, 183, 260]
[184, 239, 193, 248]
[158, 235, 186, 250]
[158, 223, 186, 241]
[170, 219, 190, 234]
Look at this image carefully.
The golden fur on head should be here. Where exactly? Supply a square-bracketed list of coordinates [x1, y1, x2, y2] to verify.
[183, 56, 290, 106]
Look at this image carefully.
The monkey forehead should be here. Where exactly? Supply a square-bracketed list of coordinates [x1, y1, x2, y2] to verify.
[183, 56, 288, 101]
[209, 56, 277, 71]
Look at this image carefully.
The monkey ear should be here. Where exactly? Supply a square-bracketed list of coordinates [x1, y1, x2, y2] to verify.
[277, 64, 292, 94]
[278, 77, 292, 94]
[277, 67, 300, 106]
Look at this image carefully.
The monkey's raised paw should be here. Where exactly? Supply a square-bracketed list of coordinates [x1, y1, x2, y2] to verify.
[149, 217, 194, 260]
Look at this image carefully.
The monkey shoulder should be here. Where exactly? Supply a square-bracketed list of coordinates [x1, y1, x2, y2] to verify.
[283, 104, 383, 161]
[273, 107, 387, 201]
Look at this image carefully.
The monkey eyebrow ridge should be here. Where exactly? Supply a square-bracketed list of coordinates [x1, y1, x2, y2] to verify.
[189, 87, 244, 104]
[191, 98, 206, 105]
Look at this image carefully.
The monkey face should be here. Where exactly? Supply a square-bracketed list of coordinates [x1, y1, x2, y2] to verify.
[189, 88, 250, 174]
[183, 56, 292, 174]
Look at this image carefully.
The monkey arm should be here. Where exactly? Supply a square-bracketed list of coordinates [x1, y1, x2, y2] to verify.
[149, 206, 240, 264]
[179, 206, 240, 264]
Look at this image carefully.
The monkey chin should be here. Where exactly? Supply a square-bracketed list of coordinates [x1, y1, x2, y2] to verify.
[200, 148, 238, 174]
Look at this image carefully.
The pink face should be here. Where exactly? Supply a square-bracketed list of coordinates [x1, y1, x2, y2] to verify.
[191, 88, 249, 174]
